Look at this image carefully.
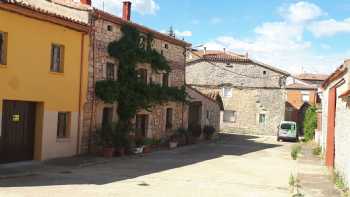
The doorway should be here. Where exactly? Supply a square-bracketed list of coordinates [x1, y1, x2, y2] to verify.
[0, 100, 36, 163]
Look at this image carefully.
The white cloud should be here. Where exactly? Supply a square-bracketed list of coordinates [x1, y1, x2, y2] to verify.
[280, 1, 324, 23]
[309, 18, 350, 37]
[92, 0, 159, 16]
[175, 30, 192, 37]
[210, 17, 222, 24]
[204, 1, 348, 74]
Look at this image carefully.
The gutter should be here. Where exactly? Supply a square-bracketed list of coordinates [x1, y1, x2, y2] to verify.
[76, 32, 85, 155]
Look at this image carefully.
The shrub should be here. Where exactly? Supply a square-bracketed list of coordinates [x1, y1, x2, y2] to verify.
[95, 124, 114, 148]
[176, 127, 190, 145]
[203, 125, 216, 140]
[291, 145, 301, 160]
[303, 106, 317, 141]
[312, 146, 322, 156]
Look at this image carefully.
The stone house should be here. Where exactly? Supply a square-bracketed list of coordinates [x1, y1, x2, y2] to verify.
[186, 86, 223, 133]
[186, 49, 289, 135]
[320, 59, 350, 186]
[285, 74, 326, 134]
[81, 2, 191, 153]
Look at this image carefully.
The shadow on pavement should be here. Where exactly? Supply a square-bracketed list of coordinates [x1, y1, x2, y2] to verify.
[0, 133, 281, 187]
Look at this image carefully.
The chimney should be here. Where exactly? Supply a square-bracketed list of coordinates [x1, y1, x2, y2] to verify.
[223, 48, 226, 54]
[80, 0, 91, 6]
[203, 47, 207, 54]
[245, 52, 249, 58]
[122, 1, 132, 21]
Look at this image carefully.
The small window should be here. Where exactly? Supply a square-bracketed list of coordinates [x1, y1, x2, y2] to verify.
[223, 87, 232, 97]
[263, 71, 267, 75]
[57, 112, 70, 138]
[162, 73, 169, 87]
[51, 44, 64, 73]
[102, 107, 113, 128]
[137, 69, 148, 83]
[106, 62, 116, 80]
[223, 110, 236, 122]
[166, 108, 173, 129]
[206, 110, 211, 119]
[164, 43, 169, 49]
[107, 25, 113, 32]
[0, 32, 8, 65]
[259, 113, 266, 125]
[301, 91, 310, 102]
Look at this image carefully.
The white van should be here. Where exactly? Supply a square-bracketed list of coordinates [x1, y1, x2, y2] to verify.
[277, 121, 298, 142]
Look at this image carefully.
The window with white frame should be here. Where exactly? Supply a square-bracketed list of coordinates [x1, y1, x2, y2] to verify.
[223, 87, 232, 97]
[301, 91, 310, 102]
[223, 110, 236, 122]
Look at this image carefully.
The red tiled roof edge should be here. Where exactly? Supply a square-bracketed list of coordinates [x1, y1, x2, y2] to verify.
[322, 65, 348, 89]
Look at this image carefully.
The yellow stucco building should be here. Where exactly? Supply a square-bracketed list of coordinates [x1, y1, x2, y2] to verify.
[0, 0, 90, 163]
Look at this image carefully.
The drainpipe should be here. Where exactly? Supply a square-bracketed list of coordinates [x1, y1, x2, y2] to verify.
[76, 32, 85, 155]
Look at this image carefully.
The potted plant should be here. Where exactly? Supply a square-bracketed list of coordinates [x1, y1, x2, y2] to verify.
[203, 125, 216, 140]
[143, 138, 153, 153]
[169, 133, 179, 149]
[176, 128, 189, 146]
[95, 124, 114, 158]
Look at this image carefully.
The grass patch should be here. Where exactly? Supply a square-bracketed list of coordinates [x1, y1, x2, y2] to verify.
[332, 171, 349, 196]
[291, 145, 302, 160]
[312, 146, 322, 156]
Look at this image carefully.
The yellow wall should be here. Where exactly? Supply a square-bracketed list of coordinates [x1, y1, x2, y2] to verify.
[0, 9, 89, 112]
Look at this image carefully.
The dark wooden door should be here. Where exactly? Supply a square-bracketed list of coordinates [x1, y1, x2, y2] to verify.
[0, 100, 36, 163]
[188, 102, 202, 128]
[135, 115, 147, 138]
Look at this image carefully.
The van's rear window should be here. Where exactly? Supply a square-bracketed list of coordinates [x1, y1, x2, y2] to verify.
[281, 124, 293, 130]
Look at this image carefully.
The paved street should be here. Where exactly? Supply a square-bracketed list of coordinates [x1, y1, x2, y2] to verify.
[0, 133, 296, 197]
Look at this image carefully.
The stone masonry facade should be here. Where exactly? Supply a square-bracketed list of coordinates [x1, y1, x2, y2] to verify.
[81, 15, 188, 153]
[186, 56, 288, 135]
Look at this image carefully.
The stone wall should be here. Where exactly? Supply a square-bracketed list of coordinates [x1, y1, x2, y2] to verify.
[186, 60, 287, 135]
[81, 18, 186, 153]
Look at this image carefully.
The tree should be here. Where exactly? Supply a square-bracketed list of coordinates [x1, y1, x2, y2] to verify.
[303, 106, 317, 141]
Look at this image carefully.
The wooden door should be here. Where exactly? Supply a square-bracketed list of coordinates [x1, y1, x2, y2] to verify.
[188, 102, 202, 128]
[326, 87, 336, 167]
[135, 115, 148, 138]
[0, 100, 36, 163]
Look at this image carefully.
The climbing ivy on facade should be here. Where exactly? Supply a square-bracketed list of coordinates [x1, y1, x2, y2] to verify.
[95, 24, 187, 127]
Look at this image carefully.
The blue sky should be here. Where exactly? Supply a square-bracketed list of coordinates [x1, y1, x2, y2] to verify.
[93, 0, 350, 74]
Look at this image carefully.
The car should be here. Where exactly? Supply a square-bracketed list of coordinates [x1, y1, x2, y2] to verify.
[277, 121, 298, 142]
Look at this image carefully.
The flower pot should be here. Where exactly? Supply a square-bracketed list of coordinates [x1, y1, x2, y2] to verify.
[169, 141, 178, 149]
[102, 147, 115, 158]
[115, 147, 125, 157]
[143, 146, 151, 154]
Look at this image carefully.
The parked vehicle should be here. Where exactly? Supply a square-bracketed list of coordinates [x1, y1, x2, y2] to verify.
[277, 121, 298, 142]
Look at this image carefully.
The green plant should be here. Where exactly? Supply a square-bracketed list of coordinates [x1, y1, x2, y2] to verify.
[291, 145, 301, 160]
[95, 24, 187, 134]
[143, 138, 153, 146]
[303, 106, 317, 142]
[333, 172, 347, 191]
[203, 125, 215, 139]
[289, 174, 295, 187]
[312, 146, 322, 156]
[95, 124, 114, 148]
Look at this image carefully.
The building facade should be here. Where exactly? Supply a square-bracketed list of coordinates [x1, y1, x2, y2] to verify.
[186, 50, 289, 135]
[320, 59, 350, 186]
[81, 3, 191, 153]
[0, 0, 90, 163]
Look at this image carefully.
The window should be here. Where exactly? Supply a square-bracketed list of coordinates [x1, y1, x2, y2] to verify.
[263, 71, 267, 75]
[137, 69, 148, 83]
[223, 110, 236, 122]
[51, 44, 64, 73]
[162, 73, 169, 87]
[164, 43, 169, 49]
[0, 32, 7, 65]
[57, 112, 70, 138]
[166, 108, 173, 129]
[259, 113, 266, 125]
[223, 87, 232, 97]
[301, 91, 310, 102]
[106, 62, 116, 80]
[102, 107, 113, 128]
[136, 114, 148, 138]
[107, 25, 113, 32]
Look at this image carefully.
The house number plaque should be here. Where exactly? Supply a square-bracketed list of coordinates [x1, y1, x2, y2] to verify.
[12, 114, 20, 122]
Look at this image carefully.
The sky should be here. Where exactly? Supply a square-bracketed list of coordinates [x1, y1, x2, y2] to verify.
[92, 0, 350, 75]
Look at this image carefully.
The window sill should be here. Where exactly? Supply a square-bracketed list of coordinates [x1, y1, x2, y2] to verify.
[0, 64, 7, 68]
[49, 72, 64, 76]
[56, 138, 71, 143]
